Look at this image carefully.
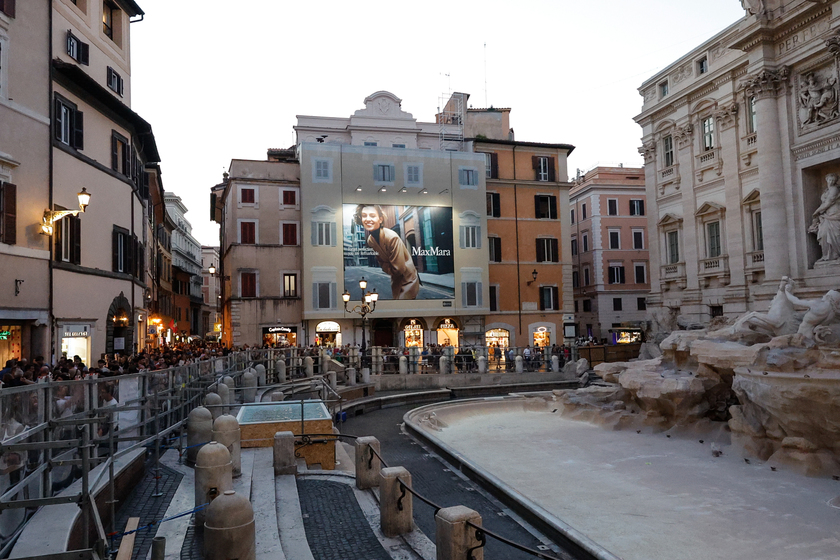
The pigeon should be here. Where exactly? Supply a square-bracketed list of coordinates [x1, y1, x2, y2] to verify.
[744, 458, 751, 464]
[636, 430, 641, 434]
[711, 443, 722, 457]
[832, 475, 839, 481]
[666, 434, 671, 438]
[770, 467, 777, 471]
[699, 440, 704, 444]
[804, 374, 810, 379]
[552, 409, 558, 413]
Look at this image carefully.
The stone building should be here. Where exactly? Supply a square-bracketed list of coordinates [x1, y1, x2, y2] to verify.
[165, 193, 202, 339]
[570, 166, 650, 341]
[635, 0, 840, 330]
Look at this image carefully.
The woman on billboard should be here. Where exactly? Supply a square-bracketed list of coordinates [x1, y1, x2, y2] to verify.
[354, 204, 420, 299]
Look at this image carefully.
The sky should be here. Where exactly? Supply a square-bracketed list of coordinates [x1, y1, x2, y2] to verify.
[130, 0, 747, 246]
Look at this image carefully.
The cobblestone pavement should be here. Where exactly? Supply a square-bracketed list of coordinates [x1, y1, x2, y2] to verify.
[340, 404, 574, 560]
[297, 479, 392, 560]
[180, 517, 202, 560]
[111, 459, 184, 560]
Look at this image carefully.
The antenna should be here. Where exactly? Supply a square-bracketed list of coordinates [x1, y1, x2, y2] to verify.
[440, 72, 451, 94]
[484, 43, 488, 108]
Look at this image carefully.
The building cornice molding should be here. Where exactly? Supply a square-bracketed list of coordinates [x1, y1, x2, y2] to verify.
[792, 131, 840, 160]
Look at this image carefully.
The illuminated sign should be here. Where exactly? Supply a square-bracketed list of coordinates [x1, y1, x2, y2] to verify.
[438, 318, 458, 330]
[617, 330, 643, 344]
[316, 321, 341, 333]
[62, 324, 90, 337]
[0, 330, 11, 340]
[267, 326, 293, 333]
[404, 320, 423, 331]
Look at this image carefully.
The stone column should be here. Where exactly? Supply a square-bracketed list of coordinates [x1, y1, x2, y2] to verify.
[435, 506, 484, 560]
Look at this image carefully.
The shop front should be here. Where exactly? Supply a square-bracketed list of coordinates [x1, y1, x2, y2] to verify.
[59, 323, 91, 365]
[263, 326, 298, 347]
[400, 318, 426, 347]
[0, 325, 22, 365]
[485, 328, 510, 349]
[436, 317, 460, 347]
[315, 321, 341, 347]
[528, 323, 555, 348]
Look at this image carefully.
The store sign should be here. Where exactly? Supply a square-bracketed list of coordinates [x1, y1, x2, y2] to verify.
[438, 318, 457, 330]
[405, 320, 423, 331]
[62, 324, 90, 337]
[316, 321, 341, 333]
[0, 330, 11, 340]
[267, 326, 294, 333]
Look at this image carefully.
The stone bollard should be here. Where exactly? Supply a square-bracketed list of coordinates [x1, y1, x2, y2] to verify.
[477, 356, 487, 373]
[212, 415, 242, 478]
[399, 356, 408, 375]
[204, 392, 223, 421]
[151, 537, 165, 560]
[346, 367, 357, 386]
[270, 391, 284, 402]
[328, 371, 337, 390]
[354, 436, 381, 490]
[380, 467, 413, 537]
[303, 356, 314, 378]
[276, 360, 287, 382]
[215, 383, 230, 415]
[204, 490, 256, 560]
[515, 355, 524, 373]
[254, 363, 266, 386]
[552, 355, 560, 373]
[242, 371, 257, 403]
[273, 431, 296, 475]
[195, 441, 233, 528]
[435, 506, 483, 560]
[361, 367, 370, 384]
[222, 375, 236, 404]
[439, 356, 449, 375]
[186, 406, 213, 466]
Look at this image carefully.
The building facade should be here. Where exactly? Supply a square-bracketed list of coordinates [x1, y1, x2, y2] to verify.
[200, 245, 219, 337]
[165, 193, 202, 338]
[569, 167, 650, 341]
[636, 0, 840, 329]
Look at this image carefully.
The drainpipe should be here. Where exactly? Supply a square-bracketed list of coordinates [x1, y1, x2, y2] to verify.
[48, 3, 55, 363]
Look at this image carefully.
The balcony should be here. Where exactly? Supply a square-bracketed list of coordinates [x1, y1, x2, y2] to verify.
[741, 133, 758, 167]
[745, 250, 764, 283]
[657, 163, 680, 194]
[699, 254, 730, 286]
[694, 147, 722, 182]
[660, 261, 686, 290]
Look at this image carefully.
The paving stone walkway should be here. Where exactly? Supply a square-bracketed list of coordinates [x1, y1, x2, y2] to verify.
[297, 479, 392, 560]
[111, 461, 183, 560]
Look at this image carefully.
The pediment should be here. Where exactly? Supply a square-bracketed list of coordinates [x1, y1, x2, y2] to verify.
[742, 189, 760, 205]
[695, 201, 726, 216]
[311, 205, 337, 215]
[658, 213, 683, 226]
[352, 91, 416, 122]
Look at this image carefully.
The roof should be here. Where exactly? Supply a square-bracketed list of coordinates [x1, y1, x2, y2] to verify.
[470, 137, 575, 154]
[52, 59, 160, 162]
[116, 0, 145, 17]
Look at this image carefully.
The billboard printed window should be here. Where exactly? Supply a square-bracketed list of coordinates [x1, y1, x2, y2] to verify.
[343, 204, 454, 300]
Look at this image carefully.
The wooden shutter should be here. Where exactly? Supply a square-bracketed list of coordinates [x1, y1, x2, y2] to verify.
[311, 222, 319, 246]
[2, 183, 16, 245]
[620, 267, 626, 284]
[549, 195, 557, 219]
[548, 157, 556, 182]
[122, 142, 131, 176]
[330, 282, 337, 309]
[639, 200, 645, 215]
[72, 110, 84, 150]
[476, 282, 482, 307]
[54, 217, 63, 261]
[458, 225, 465, 249]
[475, 226, 481, 249]
[127, 235, 136, 277]
[536, 239, 545, 262]
[461, 282, 467, 307]
[0, 0, 16, 18]
[80, 41, 90, 65]
[312, 283, 319, 308]
[142, 171, 149, 199]
[112, 229, 120, 271]
[550, 239, 559, 262]
[552, 286, 559, 310]
[534, 195, 541, 219]
[490, 153, 498, 179]
[330, 222, 336, 247]
[111, 135, 119, 170]
[458, 169, 466, 185]
[54, 98, 63, 141]
[71, 215, 81, 264]
[539, 287, 546, 311]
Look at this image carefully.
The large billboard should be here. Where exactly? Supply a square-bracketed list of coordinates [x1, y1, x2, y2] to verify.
[343, 204, 454, 300]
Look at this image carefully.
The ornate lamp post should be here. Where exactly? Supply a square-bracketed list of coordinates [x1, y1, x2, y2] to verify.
[342, 277, 379, 353]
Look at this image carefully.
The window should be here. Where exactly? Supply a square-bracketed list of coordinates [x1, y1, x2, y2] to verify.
[282, 222, 299, 245]
[462, 225, 479, 249]
[667, 231, 680, 264]
[459, 168, 478, 187]
[710, 305, 724, 318]
[102, 1, 116, 40]
[707, 221, 721, 258]
[283, 273, 297, 297]
[66, 31, 90, 65]
[702, 116, 715, 151]
[489, 237, 502, 263]
[608, 264, 626, 284]
[107, 66, 123, 96]
[54, 215, 81, 264]
[613, 298, 623, 312]
[582, 299, 592, 312]
[539, 286, 560, 311]
[392, 144, 405, 148]
[629, 199, 645, 216]
[608, 230, 620, 250]
[112, 227, 127, 272]
[486, 192, 500, 217]
[314, 159, 332, 182]
[489, 285, 498, 312]
[240, 272, 257, 298]
[0, 1, 15, 17]
[364, 141, 377, 147]
[753, 211, 763, 251]
[582, 233, 589, 253]
[406, 165, 421, 185]
[572, 271, 579, 288]
[313, 281, 335, 309]
[534, 195, 557, 219]
[659, 80, 669, 97]
[282, 190, 296, 206]
[697, 57, 708, 75]
[483, 153, 498, 179]
[536, 238, 559, 262]
[239, 221, 256, 244]
[581, 203, 587, 220]
[634, 263, 646, 284]
[54, 95, 84, 150]
[312, 221, 336, 247]
[462, 281, 482, 307]
[637, 297, 647, 311]
[633, 230, 644, 249]
[240, 188, 255, 204]
[574, 300, 579, 313]
[533, 156, 554, 181]
[583, 267, 590, 286]
[663, 135, 674, 167]
[607, 199, 618, 216]
[747, 97, 757, 134]
[0, 182, 15, 245]
[374, 164, 395, 182]
[571, 238, 578, 256]
[111, 131, 130, 175]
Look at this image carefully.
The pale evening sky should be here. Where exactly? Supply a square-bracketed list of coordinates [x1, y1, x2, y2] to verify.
[130, 0, 747, 246]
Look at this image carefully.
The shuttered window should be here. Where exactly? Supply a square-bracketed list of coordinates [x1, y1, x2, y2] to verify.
[241, 272, 257, 298]
[311, 221, 336, 246]
[536, 238, 559, 263]
[532, 156, 555, 182]
[239, 221, 256, 244]
[534, 195, 557, 219]
[486, 192, 500, 217]
[54, 95, 84, 150]
[0, 182, 15, 245]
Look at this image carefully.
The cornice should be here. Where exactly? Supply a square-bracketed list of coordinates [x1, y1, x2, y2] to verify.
[792, 132, 840, 161]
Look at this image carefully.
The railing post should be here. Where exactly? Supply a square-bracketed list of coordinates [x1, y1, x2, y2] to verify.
[435, 506, 484, 560]
[379, 467, 412, 537]
[354, 436, 380, 490]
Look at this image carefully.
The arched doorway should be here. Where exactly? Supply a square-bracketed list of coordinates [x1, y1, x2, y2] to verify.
[435, 317, 460, 347]
[398, 317, 427, 347]
[106, 293, 133, 356]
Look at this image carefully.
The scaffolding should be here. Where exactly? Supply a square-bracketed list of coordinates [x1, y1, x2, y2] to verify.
[438, 92, 466, 151]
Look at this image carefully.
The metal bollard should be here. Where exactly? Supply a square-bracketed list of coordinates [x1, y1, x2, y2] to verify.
[380, 467, 412, 537]
[436, 506, 483, 560]
[354, 436, 381, 490]
[151, 537, 166, 560]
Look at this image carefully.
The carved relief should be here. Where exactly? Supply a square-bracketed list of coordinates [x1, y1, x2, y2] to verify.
[797, 68, 839, 130]
[738, 66, 790, 99]
[674, 124, 694, 149]
[826, 30, 840, 57]
[673, 63, 693, 84]
[638, 141, 656, 163]
[643, 88, 656, 103]
[714, 102, 739, 130]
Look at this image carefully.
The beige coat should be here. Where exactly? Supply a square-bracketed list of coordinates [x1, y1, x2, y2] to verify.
[366, 228, 420, 299]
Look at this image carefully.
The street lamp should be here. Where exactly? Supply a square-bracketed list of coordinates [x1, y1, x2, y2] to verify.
[342, 278, 379, 353]
[41, 188, 92, 235]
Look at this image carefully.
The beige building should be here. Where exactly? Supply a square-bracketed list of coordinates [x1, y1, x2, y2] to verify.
[636, 0, 840, 330]
[569, 167, 650, 341]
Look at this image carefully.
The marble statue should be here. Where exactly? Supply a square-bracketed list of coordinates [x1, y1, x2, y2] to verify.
[723, 277, 798, 337]
[809, 173, 840, 262]
[800, 73, 839, 126]
[783, 283, 840, 341]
